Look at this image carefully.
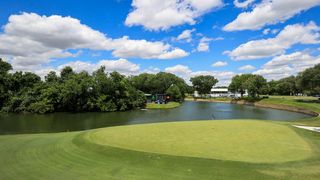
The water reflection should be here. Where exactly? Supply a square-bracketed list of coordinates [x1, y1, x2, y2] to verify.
[0, 101, 312, 134]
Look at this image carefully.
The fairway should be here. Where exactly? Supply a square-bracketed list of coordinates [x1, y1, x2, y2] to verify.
[87, 120, 314, 163]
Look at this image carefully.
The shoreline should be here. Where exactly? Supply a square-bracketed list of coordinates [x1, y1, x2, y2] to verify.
[185, 98, 319, 117]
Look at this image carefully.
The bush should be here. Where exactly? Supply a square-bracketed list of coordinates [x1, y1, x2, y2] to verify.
[166, 84, 183, 102]
[28, 101, 54, 114]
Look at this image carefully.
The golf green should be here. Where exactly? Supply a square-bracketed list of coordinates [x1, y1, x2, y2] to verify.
[86, 120, 314, 163]
[0, 120, 320, 179]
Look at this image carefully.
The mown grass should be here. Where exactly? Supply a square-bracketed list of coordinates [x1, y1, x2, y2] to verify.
[146, 102, 180, 109]
[87, 120, 314, 163]
[1, 120, 320, 180]
[258, 96, 320, 126]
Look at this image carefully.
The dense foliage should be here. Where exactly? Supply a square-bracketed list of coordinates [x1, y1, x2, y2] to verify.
[296, 64, 320, 96]
[229, 64, 320, 97]
[130, 72, 188, 102]
[1, 57, 319, 113]
[229, 74, 267, 97]
[0, 59, 146, 113]
[190, 75, 218, 95]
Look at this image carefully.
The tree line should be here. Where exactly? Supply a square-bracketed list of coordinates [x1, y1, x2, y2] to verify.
[1, 58, 319, 113]
[228, 65, 320, 98]
[188, 64, 320, 98]
[0, 59, 190, 113]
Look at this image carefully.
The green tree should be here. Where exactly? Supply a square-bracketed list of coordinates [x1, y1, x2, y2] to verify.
[45, 71, 59, 83]
[190, 75, 218, 96]
[166, 84, 183, 102]
[296, 64, 320, 95]
[229, 74, 267, 98]
[0, 58, 13, 108]
[243, 75, 267, 97]
[131, 72, 188, 101]
[60, 66, 74, 81]
[274, 76, 297, 95]
[229, 74, 252, 97]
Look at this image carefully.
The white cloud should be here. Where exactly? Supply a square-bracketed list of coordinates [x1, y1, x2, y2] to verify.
[263, 28, 270, 35]
[197, 37, 212, 52]
[165, 64, 235, 85]
[110, 36, 189, 59]
[224, 0, 320, 31]
[238, 65, 256, 71]
[142, 66, 161, 74]
[165, 64, 192, 76]
[212, 61, 228, 67]
[234, 0, 255, 8]
[125, 0, 223, 31]
[271, 29, 280, 34]
[176, 28, 196, 42]
[58, 59, 140, 75]
[0, 12, 188, 72]
[227, 22, 320, 60]
[254, 51, 320, 80]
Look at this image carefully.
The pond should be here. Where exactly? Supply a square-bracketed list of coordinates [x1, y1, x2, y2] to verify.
[0, 101, 312, 134]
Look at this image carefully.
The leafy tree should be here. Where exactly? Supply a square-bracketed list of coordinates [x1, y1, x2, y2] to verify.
[297, 64, 320, 95]
[266, 80, 278, 95]
[229, 74, 267, 98]
[166, 84, 183, 102]
[0, 58, 12, 108]
[243, 75, 267, 97]
[131, 72, 188, 101]
[130, 73, 155, 93]
[60, 66, 74, 81]
[0, 58, 12, 73]
[45, 71, 59, 83]
[274, 76, 297, 95]
[229, 74, 252, 97]
[190, 75, 218, 96]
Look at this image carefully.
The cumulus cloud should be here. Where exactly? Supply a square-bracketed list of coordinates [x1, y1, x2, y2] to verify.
[254, 51, 320, 80]
[176, 28, 196, 42]
[165, 64, 192, 76]
[226, 22, 320, 60]
[58, 59, 141, 75]
[238, 65, 256, 71]
[197, 37, 213, 52]
[224, 0, 320, 31]
[212, 61, 228, 67]
[234, 0, 255, 8]
[125, 0, 223, 31]
[0, 12, 188, 72]
[142, 66, 161, 74]
[111, 36, 189, 59]
[165, 64, 235, 85]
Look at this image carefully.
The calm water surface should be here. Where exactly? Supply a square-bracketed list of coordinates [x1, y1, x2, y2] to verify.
[0, 101, 312, 134]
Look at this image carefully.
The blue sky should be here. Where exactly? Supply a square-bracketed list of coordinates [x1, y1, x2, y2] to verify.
[0, 0, 320, 85]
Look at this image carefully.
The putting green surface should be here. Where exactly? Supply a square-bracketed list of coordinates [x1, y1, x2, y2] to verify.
[1, 120, 320, 179]
[87, 120, 314, 163]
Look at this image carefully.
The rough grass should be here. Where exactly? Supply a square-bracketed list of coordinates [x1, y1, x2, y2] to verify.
[258, 96, 320, 126]
[146, 102, 180, 109]
[87, 120, 314, 163]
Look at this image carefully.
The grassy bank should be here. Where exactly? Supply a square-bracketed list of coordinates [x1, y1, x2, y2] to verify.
[186, 96, 320, 126]
[258, 96, 320, 126]
[146, 102, 180, 109]
[1, 120, 320, 179]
